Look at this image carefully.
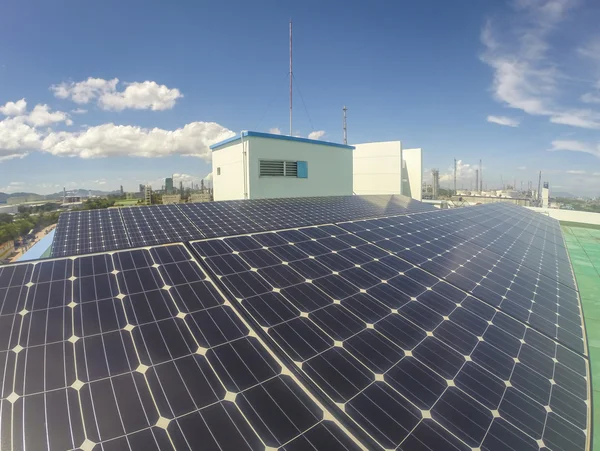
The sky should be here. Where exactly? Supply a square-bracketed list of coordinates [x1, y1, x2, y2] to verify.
[1, 0, 600, 196]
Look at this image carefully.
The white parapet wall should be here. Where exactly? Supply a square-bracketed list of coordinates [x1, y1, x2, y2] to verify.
[402, 148, 423, 201]
[353, 141, 402, 195]
[527, 207, 600, 225]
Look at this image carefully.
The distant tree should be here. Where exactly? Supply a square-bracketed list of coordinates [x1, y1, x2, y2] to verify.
[0, 213, 13, 225]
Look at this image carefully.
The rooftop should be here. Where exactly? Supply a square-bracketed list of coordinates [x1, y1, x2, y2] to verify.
[563, 223, 600, 447]
[210, 130, 355, 151]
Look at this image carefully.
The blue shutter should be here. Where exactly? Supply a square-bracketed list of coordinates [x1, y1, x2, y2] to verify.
[297, 161, 308, 178]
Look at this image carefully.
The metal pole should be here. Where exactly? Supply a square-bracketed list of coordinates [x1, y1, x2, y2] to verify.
[343, 105, 347, 145]
[289, 20, 293, 136]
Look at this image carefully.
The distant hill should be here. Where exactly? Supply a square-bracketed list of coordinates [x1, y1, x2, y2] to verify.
[0, 192, 40, 203]
[0, 189, 117, 203]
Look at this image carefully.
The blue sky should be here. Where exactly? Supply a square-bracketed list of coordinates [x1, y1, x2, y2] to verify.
[1, 0, 599, 196]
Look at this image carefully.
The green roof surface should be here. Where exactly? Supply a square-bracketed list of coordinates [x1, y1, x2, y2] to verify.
[563, 224, 600, 450]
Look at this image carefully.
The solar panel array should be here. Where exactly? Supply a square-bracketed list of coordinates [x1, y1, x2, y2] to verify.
[2, 199, 592, 450]
[51, 195, 436, 257]
[192, 219, 590, 451]
[0, 245, 362, 451]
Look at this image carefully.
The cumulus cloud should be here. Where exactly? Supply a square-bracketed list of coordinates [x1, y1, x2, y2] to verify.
[0, 99, 27, 116]
[0, 117, 41, 161]
[40, 121, 234, 160]
[51, 77, 119, 104]
[308, 130, 326, 140]
[268, 127, 282, 135]
[51, 77, 182, 111]
[548, 140, 600, 158]
[487, 115, 520, 127]
[480, 1, 600, 130]
[439, 160, 477, 183]
[71, 108, 87, 114]
[25, 104, 72, 127]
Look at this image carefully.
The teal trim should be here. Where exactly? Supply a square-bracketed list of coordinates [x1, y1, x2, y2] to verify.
[297, 161, 308, 178]
[210, 130, 355, 151]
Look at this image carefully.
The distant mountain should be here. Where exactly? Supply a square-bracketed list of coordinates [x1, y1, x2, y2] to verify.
[0, 192, 40, 203]
[0, 189, 117, 203]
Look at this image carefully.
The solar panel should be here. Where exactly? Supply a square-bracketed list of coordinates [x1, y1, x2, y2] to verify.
[337, 213, 586, 354]
[51, 209, 131, 258]
[0, 245, 363, 451]
[120, 204, 204, 247]
[51, 195, 436, 258]
[2, 200, 592, 450]
[190, 223, 591, 451]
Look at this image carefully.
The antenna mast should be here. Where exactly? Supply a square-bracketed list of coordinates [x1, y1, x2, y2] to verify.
[289, 20, 293, 136]
[343, 106, 348, 144]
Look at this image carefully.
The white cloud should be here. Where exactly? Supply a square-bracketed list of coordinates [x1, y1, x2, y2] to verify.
[51, 77, 119, 104]
[204, 172, 213, 181]
[517, 166, 527, 170]
[593, 172, 600, 176]
[268, 127, 282, 135]
[51, 77, 182, 111]
[0, 117, 41, 161]
[566, 170, 586, 174]
[25, 104, 72, 127]
[71, 108, 87, 114]
[308, 130, 326, 140]
[439, 160, 477, 183]
[40, 121, 234, 160]
[481, 1, 600, 130]
[0, 181, 28, 193]
[0, 99, 27, 116]
[548, 140, 600, 158]
[99, 81, 183, 111]
[581, 93, 600, 103]
[487, 115, 520, 127]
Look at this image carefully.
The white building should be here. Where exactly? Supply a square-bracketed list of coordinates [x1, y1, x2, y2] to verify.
[210, 131, 354, 201]
[352, 141, 422, 201]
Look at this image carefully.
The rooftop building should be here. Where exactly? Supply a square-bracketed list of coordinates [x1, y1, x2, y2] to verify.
[210, 131, 354, 201]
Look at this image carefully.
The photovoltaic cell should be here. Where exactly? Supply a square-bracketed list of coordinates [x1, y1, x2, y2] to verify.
[336, 211, 586, 354]
[191, 221, 591, 451]
[0, 245, 362, 451]
[120, 204, 204, 246]
[51, 195, 436, 258]
[8, 199, 592, 450]
[51, 209, 131, 257]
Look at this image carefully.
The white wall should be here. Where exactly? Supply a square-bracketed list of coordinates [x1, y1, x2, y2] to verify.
[247, 137, 353, 199]
[352, 141, 402, 195]
[527, 207, 600, 225]
[542, 187, 549, 208]
[212, 141, 248, 201]
[402, 148, 423, 201]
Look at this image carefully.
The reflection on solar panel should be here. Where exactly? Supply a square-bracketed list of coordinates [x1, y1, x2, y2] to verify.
[5, 200, 592, 450]
[51, 209, 131, 258]
[191, 221, 591, 451]
[337, 208, 585, 354]
[0, 245, 362, 451]
[51, 195, 436, 258]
